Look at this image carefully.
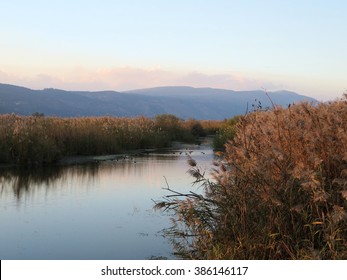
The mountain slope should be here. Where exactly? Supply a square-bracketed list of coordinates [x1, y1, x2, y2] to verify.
[0, 83, 316, 119]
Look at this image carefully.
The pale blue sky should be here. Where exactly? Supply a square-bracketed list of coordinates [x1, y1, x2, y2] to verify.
[1, 0, 346, 100]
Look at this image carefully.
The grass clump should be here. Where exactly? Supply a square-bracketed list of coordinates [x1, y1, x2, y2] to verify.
[156, 97, 347, 259]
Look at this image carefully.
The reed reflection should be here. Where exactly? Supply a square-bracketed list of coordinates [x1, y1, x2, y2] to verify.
[0, 164, 100, 200]
[0, 152, 183, 200]
[0, 142, 213, 259]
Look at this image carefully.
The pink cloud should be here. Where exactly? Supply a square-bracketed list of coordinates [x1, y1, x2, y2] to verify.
[0, 66, 282, 92]
[174, 71, 280, 91]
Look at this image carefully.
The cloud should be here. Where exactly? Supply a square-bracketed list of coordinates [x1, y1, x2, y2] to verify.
[0, 66, 282, 92]
[0, 70, 10, 80]
[91, 67, 177, 90]
[174, 71, 280, 91]
[1, 67, 343, 101]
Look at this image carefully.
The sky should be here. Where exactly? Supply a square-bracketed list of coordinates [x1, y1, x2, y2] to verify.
[1, 0, 346, 101]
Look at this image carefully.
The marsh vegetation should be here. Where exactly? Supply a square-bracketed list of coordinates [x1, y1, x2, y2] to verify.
[0, 114, 222, 165]
[157, 97, 347, 259]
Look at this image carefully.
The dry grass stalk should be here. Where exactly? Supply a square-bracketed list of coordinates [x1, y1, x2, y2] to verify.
[157, 96, 347, 259]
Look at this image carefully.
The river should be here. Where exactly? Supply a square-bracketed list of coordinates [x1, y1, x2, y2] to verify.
[0, 140, 214, 259]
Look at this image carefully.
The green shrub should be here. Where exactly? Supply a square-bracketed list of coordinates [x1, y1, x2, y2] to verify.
[213, 116, 239, 150]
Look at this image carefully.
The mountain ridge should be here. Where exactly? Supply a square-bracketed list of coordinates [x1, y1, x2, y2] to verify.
[0, 83, 316, 120]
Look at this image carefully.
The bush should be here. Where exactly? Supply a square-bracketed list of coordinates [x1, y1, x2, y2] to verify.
[213, 116, 240, 150]
[157, 97, 347, 259]
[184, 119, 207, 137]
[154, 114, 182, 140]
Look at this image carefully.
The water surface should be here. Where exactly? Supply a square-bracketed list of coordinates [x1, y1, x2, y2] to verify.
[0, 141, 214, 259]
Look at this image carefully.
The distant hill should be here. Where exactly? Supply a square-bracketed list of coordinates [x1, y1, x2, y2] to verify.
[0, 83, 316, 120]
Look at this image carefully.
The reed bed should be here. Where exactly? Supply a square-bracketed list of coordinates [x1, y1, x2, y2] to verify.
[157, 96, 347, 259]
[0, 114, 222, 165]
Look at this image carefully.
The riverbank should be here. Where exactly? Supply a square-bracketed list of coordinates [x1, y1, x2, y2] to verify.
[58, 137, 214, 166]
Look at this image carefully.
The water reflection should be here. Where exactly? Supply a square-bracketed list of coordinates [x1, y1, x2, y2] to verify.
[0, 149, 210, 200]
[0, 165, 100, 200]
[0, 142, 214, 259]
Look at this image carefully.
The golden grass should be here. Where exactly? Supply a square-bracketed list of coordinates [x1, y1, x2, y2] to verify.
[157, 96, 347, 259]
[0, 114, 223, 165]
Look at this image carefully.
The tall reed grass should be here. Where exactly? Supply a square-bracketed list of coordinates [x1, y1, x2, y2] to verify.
[0, 114, 222, 165]
[157, 96, 347, 259]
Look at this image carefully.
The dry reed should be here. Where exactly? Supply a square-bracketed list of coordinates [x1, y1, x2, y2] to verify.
[157, 96, 347, 259]
[0, 114, 222, 165]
